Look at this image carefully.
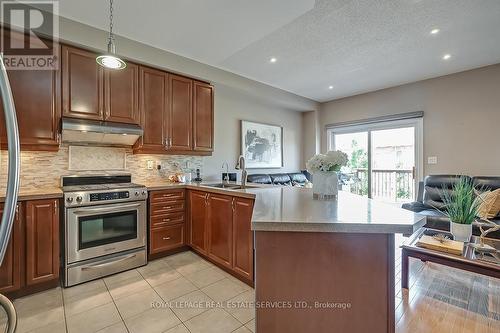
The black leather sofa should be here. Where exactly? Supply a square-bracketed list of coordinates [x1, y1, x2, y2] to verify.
[247, 171, 310, 186]
[402, 175, 500, 239]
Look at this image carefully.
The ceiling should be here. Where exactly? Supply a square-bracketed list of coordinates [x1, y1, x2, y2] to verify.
[57, 0, 500, 102]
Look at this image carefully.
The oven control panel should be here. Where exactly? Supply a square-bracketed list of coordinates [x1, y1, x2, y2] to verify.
[90, 191, 130, 202]
[64, 188, 148, 207]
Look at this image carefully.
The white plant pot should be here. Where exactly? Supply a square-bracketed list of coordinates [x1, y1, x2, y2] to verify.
[450, 221, 472, 242]
[312, 171, 338, 200]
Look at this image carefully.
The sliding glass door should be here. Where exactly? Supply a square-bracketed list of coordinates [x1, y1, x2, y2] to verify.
[333, 131, 369, 197]
[329, 119, 422, 204]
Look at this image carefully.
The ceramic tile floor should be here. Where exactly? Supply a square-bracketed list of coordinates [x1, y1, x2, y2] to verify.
[0, 251, 255, 333]
[1, 239, 498, 333]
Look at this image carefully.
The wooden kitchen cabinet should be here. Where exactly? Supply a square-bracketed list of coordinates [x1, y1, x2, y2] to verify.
[148, 189, 186, 257]
[62, 44, 140, 124]
[232, 197, 254, 281]
[207, 194, 233, 268]
[62, 45, 104, 121]
[188, 190, 209, 254]
[135, 66, 169, 153]
[0, 199, 60, 297]
[168, 75, 193, 151]
[134, 69, 213, 155]
[186, 190, 254, 285]
[0, 203, 22, 294]
[0, 30, 61, 151]
[193, 81, 214, 152]
[104, 62, 140, 124]
[25, 199, 60, 286]
[150, 224, 185, 254]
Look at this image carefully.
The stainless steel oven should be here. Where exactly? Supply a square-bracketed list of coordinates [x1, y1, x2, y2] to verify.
[66, 201, 146, 263]
[62, 174, 148, 287]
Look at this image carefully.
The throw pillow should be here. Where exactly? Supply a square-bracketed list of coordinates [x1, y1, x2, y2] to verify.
[476, 188, 500, 220]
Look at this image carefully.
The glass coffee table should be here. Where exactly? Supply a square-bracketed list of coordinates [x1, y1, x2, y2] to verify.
[401, 228, 500, 289]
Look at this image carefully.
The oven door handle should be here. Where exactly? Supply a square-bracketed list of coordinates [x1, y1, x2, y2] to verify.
[81, 253, 137, 271]
[72, 203, 143, 215]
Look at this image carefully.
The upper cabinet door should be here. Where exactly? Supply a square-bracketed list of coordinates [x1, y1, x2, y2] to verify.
[168, 75, 192, 151]
[135, 66, 168, 153]
[62, 45, 104, 120]
[193, 81, 214, 152]
[0, 30, 61, 151]
[104, 63, 140, 124]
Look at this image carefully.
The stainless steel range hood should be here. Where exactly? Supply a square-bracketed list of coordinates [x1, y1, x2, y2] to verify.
[61, 118, 143, 146]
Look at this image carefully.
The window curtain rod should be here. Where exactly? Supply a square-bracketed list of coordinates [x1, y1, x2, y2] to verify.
[325, 111, 424, 129]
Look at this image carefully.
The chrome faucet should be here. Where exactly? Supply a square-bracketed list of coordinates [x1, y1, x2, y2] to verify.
[235, 155, 247, 188]
[222, 161, 230, 183]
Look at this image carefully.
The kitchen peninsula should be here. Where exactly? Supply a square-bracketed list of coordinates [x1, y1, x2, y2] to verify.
[249, 187, 426, 333]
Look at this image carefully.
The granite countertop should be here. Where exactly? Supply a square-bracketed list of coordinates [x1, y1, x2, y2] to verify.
[0, 187, 63, 203]
[142, 181, 262, 199]
[248, 186, 426, 234]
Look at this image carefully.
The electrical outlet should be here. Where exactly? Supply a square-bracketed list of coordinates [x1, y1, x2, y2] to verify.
[147, 160, 154, 170]
[186, 161, 192, 169]
[427, 156, 438, 165]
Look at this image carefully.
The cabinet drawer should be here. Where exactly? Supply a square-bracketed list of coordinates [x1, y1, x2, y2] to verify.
[150, 190, 185, 203]
[150, 201, 185, 215]
[151, 212, 185, 228]
[150, 224, 184, 254]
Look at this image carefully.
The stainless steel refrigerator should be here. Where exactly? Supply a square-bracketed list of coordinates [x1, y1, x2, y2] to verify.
[0, 52, 20, 333]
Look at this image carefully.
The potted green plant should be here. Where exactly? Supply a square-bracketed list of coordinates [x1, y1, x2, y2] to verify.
[439, 177, 480, 242]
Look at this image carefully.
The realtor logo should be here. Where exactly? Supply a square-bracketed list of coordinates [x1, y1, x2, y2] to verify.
[1, 0, 59, 70]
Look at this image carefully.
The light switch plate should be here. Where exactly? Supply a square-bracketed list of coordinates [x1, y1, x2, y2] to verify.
[427, 156, 438, 165]
[147, 160, 154, 170]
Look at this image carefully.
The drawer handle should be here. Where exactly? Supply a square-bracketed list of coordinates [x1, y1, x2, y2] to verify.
[163, 237, 171, 240]
[163, 218, 170, 222]
[163, 194, 174, 197]
[164, 206, 172, 209]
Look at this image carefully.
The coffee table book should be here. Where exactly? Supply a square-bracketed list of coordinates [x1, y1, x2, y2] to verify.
[416, 235, 464, 256]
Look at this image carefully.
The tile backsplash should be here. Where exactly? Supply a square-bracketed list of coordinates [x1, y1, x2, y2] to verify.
[0, 145, 203, 190]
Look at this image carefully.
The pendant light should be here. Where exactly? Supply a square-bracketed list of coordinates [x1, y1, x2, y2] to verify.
[96, 0, 126, 70]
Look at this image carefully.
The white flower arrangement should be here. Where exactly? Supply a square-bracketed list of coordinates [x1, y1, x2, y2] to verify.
[306, 150, 348, 173]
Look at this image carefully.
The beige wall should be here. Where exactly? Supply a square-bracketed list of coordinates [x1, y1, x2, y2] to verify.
[320, 64, 500, 177]
[302, 110, 320, 168]
[37, 17, 318, 182]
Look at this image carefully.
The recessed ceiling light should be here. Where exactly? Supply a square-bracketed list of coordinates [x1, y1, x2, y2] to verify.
[269, 57, 277, 63]
[442, 54, 451, 60]
[328, 86, 334, 90]
[430, 28, 440, 35]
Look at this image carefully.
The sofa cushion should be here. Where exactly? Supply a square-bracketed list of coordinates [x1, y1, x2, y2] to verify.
[473, 176, 500, 191]
[401, 201, 427, 213]
[288, 173, 307, 185]
[270, 173, 292, 185]
[423, 175, 471, 210]
[246, 174, 272, 184]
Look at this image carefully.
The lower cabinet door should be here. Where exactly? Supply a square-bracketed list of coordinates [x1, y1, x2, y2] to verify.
[25, 199, 60, 286]
[232, 198, 254, 281]
[188, 191, 208, 254]
[207, 194, 233, 268]
[150, 224, 185, 254]
[0, 203, 22, 293]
